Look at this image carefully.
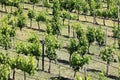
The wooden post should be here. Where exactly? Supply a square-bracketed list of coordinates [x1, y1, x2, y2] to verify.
[13, 69, 15, 80]
[24, 72, 26, 80]
[93, 10, 96, 26]
[42, 36, 44, 71]
[68, 10, 70, 37]
[73, 28, 75, 38]
[6, 43, 8, 56]
[6, 43, 10, 80]
[105, 28, 108, 46]
[118, 18, 119, 29]
[84, 67, 87, 80]
[117, 6, 120, 50]
[118, 6, 120, 29]
[93, 10, 95, 24]
[42, 0, 44, 9]
[58, 62, 61, 79]
[106, 61, 109, 76]
[23, 1, 24, 9]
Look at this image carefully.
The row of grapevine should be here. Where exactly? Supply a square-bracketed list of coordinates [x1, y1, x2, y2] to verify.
[0, 52, 35, 80]
[0, 0, 120, 80]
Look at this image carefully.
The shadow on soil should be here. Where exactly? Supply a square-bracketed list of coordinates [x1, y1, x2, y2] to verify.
[87, 68, 101, 73]
[50, 76, 72, 80]
[62, 46, 68, 50]
[8, 78, 13, 80]
[57, 59, 69, 65]
[107, 74, 119, 80]
[26, 26, 45, 32]
[62, 34, 69, 38]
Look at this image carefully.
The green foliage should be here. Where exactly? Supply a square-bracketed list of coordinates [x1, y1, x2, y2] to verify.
[9, 57, 16, 69]
[0, 0, 21, 7]
[1, 1, 120, 80]
[86, 27, 96, 45]
[51, 18, 61, 35]
[13, 7, 23, 16]
[0, 64, 10, 80]
[67, 38, 77, 56]
[26, 56, 36, 75]
[0, 0, 6, 5]
[36, 11, 47, 22]
[74, 0, 89, 16]
[112, 26, 119, 38]
[0, 53, 35, 78]
[89, 0, 98, 15]
[45, 34, 60, 60]
[0, 24, 10, 36]
[75, 0, 82, 13]
[102, 10, 108, 19]
[28, 0, 40, 4]
[27, 9, 35, 27]
[45, 34, 60, 49]
[59, 0, 65, 10]
[28, 43, 42, 58]
[0, 22, 13, 50]
[46, 47, 56, 60]
[51, 0, 61, 36]
[82, 0, 89, 14]
[95, 0, 103, 9]
[100, 46, 115, 63]
[96, 9, 102, 17]
[89, 0, 96, 11]
[46, 0, 62, 36]
[76, 74, 91, 80]
[9, 27, 16, 38]
[0, 53, 7, 64]
[118, 54, 120, 62]
[27, 33, 39, 43]
[70, 52, 89, 72]
[16, 42, 29, 55]
[70, 14, 77, 20]
[27, 9, 36, 20]
[86, 27, 96, 53]
[106, 0, 114, 9]
[43, 0, 51, 8]
[36, 11, 48, 29]
[95, 27, 105, 46]
[61, 10, 68, 19]
[53, 0, 60, 17]
[46, 21, 53, 34]
[15, 55, 27, 71]
[70, 52, 81, 71]
[16, 55, 35, 75]
[76, 25, 84, 40]
[76, 74, 82, 80]
[8, 16, 15, 25]
[27, 33, 42, 59]
[78, 35, 88, 56]
[16, 40, 41, 58]
[110, 6, 118, 18]
[17, 14, 26, 31]
[99, 71, 107, 80]
[61, 0, 76, 12]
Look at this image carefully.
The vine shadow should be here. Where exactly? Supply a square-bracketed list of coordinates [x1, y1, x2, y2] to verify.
[50, 76, 72, 80]
[57, 59, 69, 65]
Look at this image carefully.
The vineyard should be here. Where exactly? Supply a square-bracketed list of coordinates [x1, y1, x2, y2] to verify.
[0, 0, 120, 80]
